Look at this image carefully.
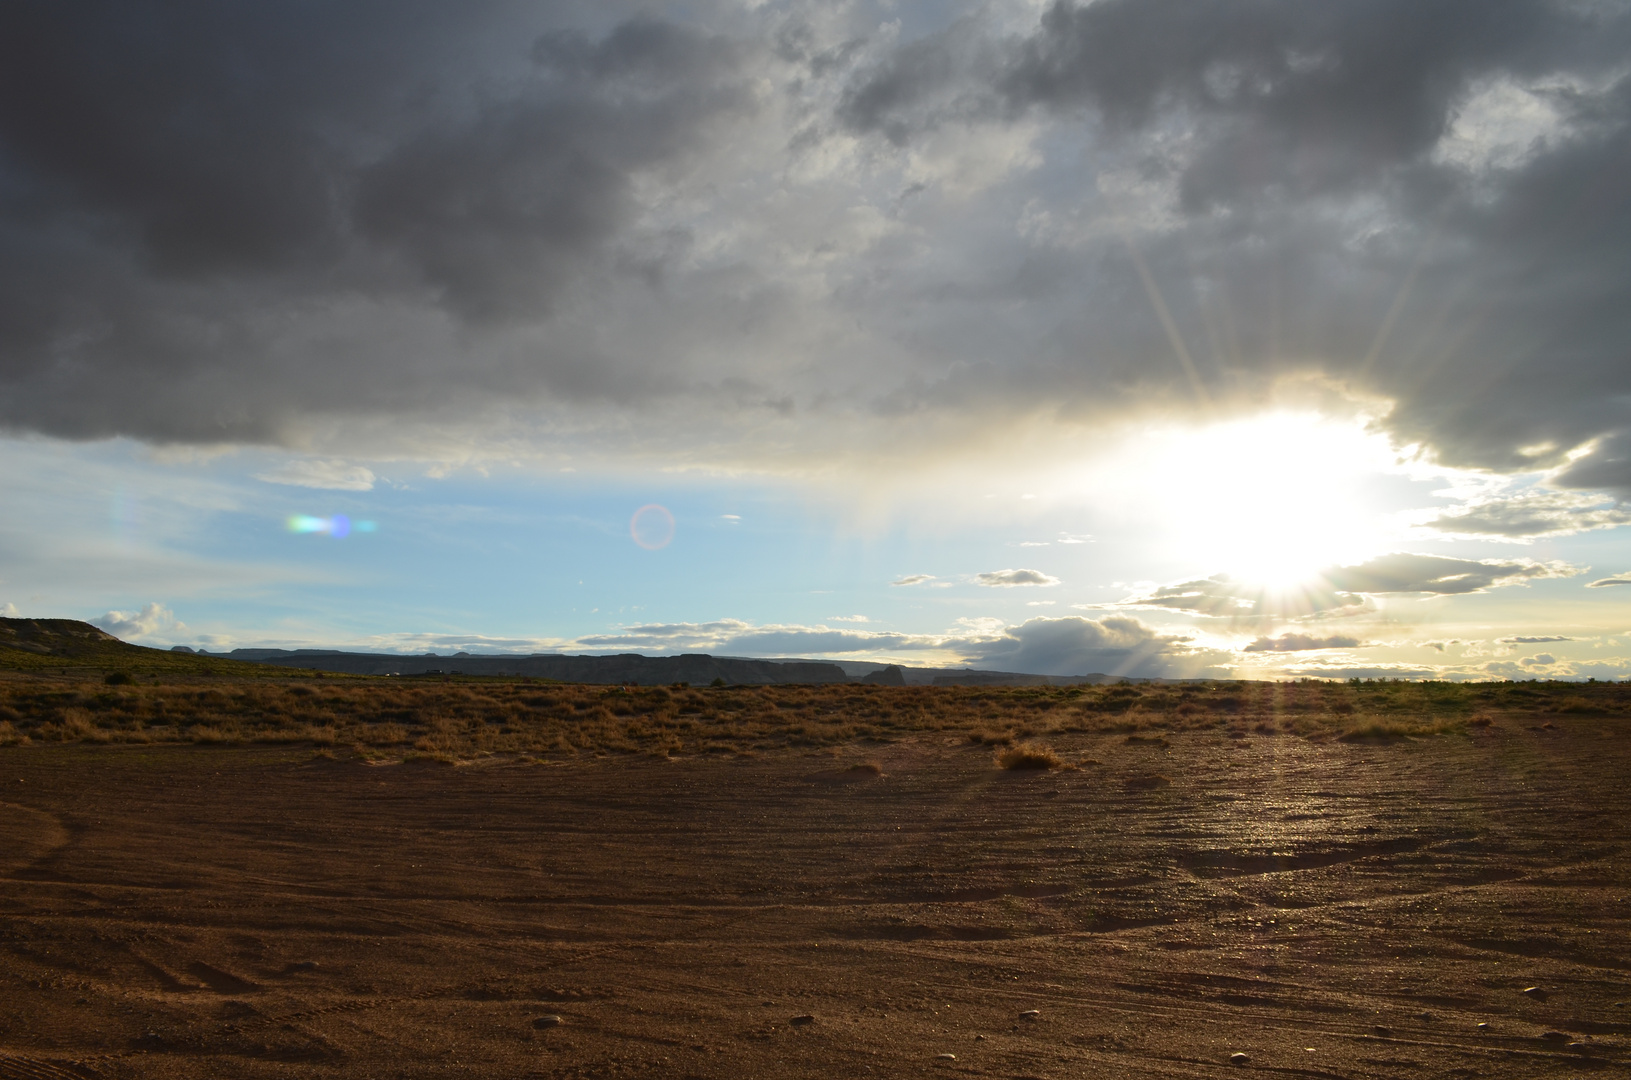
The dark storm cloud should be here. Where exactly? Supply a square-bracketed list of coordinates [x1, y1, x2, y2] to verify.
[839, 0, 1631, 494]
[354, 20, 748, 321]
[3, 0, 1631, 495]
[0, 1, 751, 442]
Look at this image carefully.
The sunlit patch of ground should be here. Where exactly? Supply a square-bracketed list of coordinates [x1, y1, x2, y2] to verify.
[0, 711, 1627, 1078]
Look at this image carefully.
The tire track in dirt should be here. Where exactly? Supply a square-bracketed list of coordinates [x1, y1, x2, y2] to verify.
[0, 802, 69, 876]
[0, 1052, 98, 1079]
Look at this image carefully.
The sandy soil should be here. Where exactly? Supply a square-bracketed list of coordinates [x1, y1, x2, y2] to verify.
[1, 722, 1628, 1079]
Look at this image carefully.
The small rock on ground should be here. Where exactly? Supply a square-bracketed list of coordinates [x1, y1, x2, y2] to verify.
[1229, 1051, 1249, 1065]
[533, 1015, 563, 1029]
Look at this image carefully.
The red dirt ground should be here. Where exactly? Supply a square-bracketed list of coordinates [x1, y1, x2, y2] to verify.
[2, 721, 1628, 1078]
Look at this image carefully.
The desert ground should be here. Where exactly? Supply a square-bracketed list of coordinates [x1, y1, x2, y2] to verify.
[1, 679, 1628, 1079]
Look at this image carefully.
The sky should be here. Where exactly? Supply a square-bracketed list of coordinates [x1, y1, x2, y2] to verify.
[2, 0, 1630, 680]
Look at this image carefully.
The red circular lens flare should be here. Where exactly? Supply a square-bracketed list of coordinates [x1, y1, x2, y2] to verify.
[629, 504, 676, 550]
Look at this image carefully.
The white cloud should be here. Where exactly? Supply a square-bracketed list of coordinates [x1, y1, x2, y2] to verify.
[976, 568, 1060, 587]
[1, 602, 18, 617]
[891, 574, 935, 586]
[254, 459, 377, 491]
[827, 614, 870, 623]
[92, 602, 184, 641]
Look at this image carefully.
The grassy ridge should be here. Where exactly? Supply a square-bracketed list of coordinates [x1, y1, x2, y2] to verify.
[0, 618, 322, 678]
[1, 672, 1625, 758]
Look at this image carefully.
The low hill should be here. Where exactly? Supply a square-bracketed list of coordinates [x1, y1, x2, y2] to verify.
[0, 619, 307, 678]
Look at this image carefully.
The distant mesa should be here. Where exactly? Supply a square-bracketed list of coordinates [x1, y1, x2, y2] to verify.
[4, 616, 1138, 686]
[193, 648, 856, 686]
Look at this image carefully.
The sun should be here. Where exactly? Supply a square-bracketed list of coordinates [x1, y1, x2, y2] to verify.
[1085, 412, 1404, 589]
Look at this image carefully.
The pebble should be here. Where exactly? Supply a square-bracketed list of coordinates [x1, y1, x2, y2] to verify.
[1567, 1042, 1591, 1053]
[935, 1053, 957, 1061]
[1229, 1051, 1249, 1065]
[1477, 1022, 1489, 1032]
[791, 1014, 815, 1026]
[1522, 986, 1548, 1000]
[533, 1015, 562, 1029]
[1373, 1025, 1392, 1037]
[1540, 1030, 1570, 1043]
[1019, 1009, 1040, 1020]
[974, 1034, 986, 1041]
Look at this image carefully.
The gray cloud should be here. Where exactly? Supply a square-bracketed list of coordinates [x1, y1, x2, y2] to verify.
[0, 0, 1628, 508]
[1243, 633, 1364, 652]
[1425, 489, 1631, 538]
[890, 574, 936, 587]
[1499, 635, 1572, 644]
[1321, 552, 1577, 595]
[975, 568, 1060, 587]
[969, 615, 1232, 678]
[1120, 553, 1578, 618]
[0, 3, 755, 443]
[1588, 573, 1631, 588]
[837, 0, 1631, 493]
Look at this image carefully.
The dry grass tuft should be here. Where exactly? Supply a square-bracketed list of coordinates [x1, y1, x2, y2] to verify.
[997, 743, 1063, 770]
[0, 673, 1622, 757]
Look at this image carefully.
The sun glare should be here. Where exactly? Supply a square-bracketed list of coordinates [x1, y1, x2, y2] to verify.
[1087, 413, 1403, 588]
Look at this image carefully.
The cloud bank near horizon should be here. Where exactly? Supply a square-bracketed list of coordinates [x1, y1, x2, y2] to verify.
[1116, 552, 1579, 619]
[0, 0, 1629, 497]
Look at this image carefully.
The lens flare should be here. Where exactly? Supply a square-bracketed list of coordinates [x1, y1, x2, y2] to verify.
[630, 504, 676, 550]
[288, 514, 376, 537]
